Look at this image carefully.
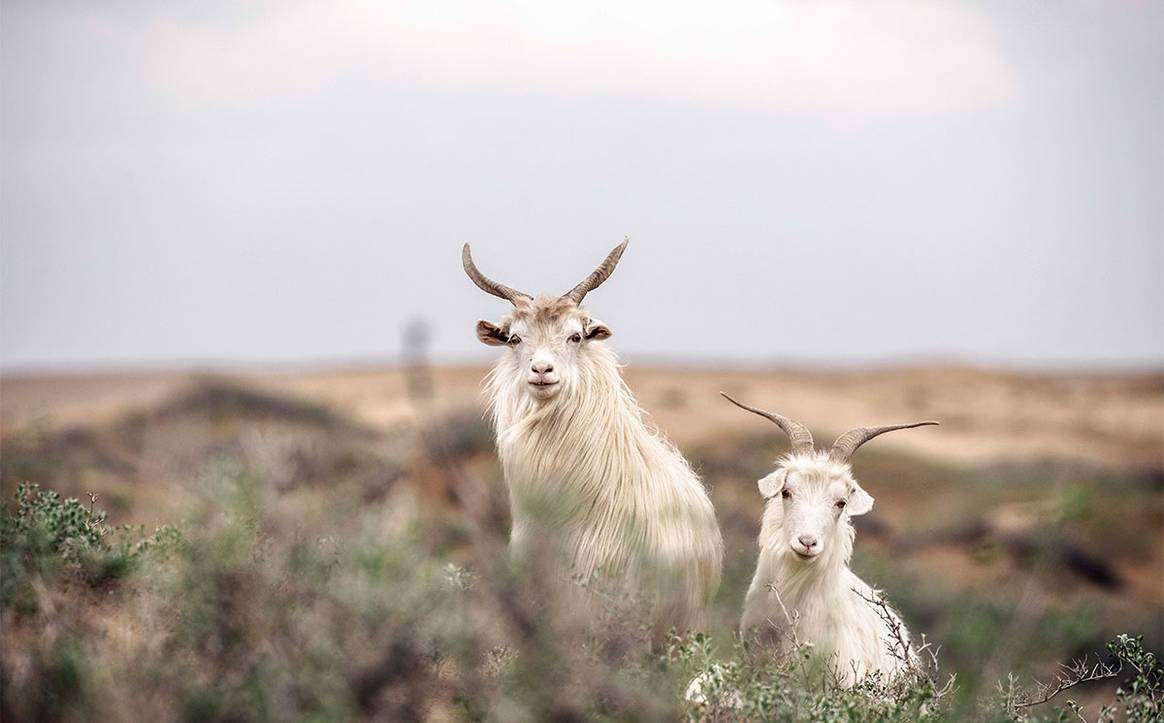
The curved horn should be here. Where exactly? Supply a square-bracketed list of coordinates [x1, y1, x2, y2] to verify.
[720, 392, 814, 454]
[462, 244, 530, 304]
[563, 238, 629, 304]
[828, 421, 939, 463]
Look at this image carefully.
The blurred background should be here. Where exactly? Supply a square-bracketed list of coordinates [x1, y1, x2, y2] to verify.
[1, 1, 1161, 721]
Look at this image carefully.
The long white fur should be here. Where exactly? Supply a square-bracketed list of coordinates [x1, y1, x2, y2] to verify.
[484, 303, 723, 633]
[740, 451, 911, 686]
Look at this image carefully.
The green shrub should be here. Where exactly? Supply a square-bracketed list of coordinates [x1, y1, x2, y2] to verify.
[675, 630, 954, 722]
[2, 477, 1159, 722]
[0, 482, 179, 615]
[1109, 634, 1163, 723]
[997, 633, 1163, 722]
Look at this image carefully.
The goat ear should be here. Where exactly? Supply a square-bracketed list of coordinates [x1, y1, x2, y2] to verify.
[757, 469, 786, 498]
[476, 320, 509, 346]
[584, 318, 612, 341]
[846, 483, 875, 516]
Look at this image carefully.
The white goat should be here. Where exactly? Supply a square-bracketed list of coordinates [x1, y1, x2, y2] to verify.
[463, 241, 723, 634]
[723, 392, 937, 686]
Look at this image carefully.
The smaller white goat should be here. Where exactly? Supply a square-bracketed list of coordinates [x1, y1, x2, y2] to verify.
[724, 392, 938, 686]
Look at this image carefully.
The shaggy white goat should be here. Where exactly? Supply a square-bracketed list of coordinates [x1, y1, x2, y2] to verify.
[724, 392, 938, 686]
[463, 241, 723, 634]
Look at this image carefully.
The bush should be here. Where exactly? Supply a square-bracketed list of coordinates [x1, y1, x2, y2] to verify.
[0, 482, 179, 615]
[998, 633, 1163, 722]
[676, 627, 954, 722]
[1, 478, 1159, 722]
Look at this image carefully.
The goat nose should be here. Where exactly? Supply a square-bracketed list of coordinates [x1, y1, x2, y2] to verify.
[797, 535, 818, 549]
[531, 361, 554, 374]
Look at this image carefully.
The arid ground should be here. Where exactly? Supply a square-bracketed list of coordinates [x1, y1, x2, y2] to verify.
[5, 364, 1161, 469]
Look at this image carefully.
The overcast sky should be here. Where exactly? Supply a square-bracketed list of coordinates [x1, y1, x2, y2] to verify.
[2, 1, 1161, 371]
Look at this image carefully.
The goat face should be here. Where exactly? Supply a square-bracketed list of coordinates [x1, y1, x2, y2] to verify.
[758, 459, 874, 562]
[720, 393, 937, 562]
[464, 241, 625, 403]
[477, 297, 611, 402]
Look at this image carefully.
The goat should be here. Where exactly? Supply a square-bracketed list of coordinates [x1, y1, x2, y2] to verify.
[723, 392, 937, 686]
[463, 241, 723, 634]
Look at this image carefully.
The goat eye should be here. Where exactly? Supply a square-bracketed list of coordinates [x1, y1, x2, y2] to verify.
[835, 499, 847, 509]
[567, 333, 581, 344]
[507, 335, 521, 346]
[780, 489, 792, 500]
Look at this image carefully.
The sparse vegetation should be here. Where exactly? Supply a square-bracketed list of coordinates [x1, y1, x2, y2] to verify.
[0, 482, 178, 616]
[0, 377, 1160, 722]
[1, 478, 1159, 722]
[998, 634, 1162, 722]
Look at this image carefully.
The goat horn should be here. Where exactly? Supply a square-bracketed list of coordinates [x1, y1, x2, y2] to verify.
[720, 392, 815, 454]
[828, 421, 940, 463]
[563, 238, 629, 304]
[462, 244, 530, 304]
